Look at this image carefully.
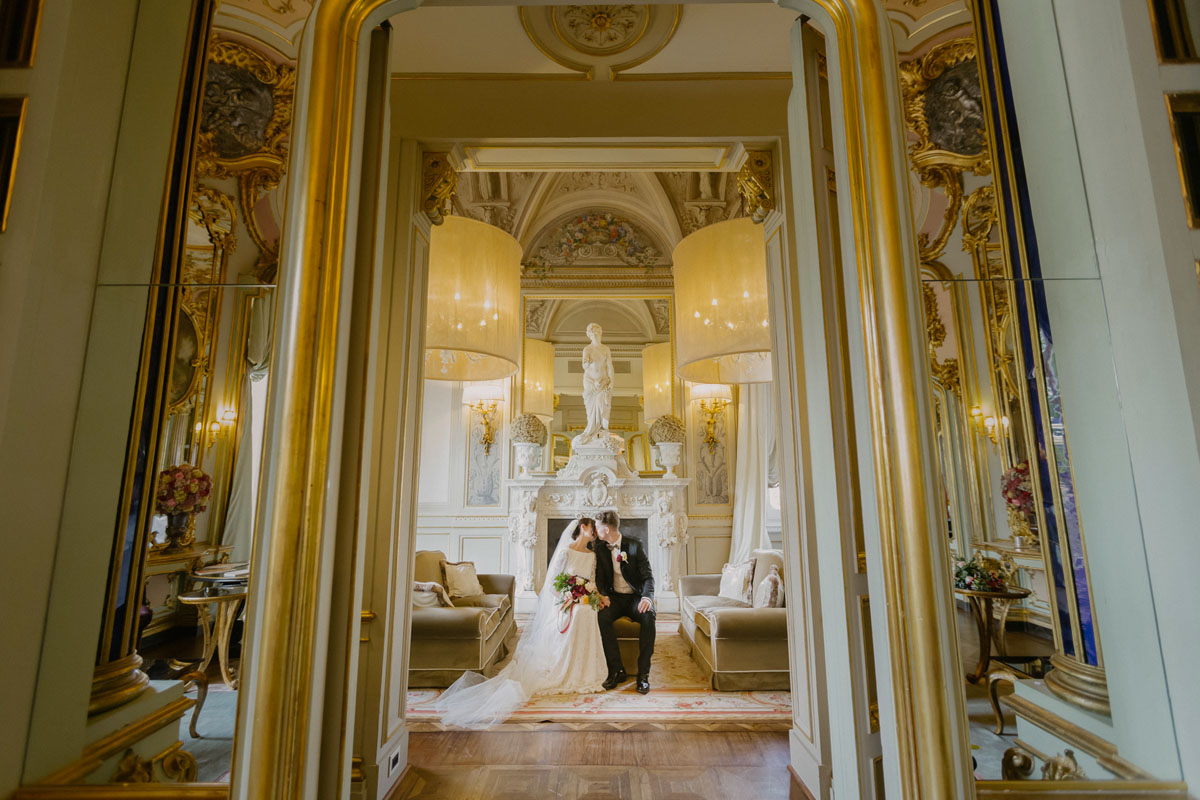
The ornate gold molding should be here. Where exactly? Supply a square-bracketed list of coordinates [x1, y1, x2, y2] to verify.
[196, 39, 295, 178]
[921, 282, 961, 394]
[899, 37, 991, 262]
[737, 150, 774, 224]
[421, 151, 457, 225]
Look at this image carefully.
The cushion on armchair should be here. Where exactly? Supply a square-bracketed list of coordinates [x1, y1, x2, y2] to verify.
[718, 559, 756, 603]
[441, 560, 486, 598]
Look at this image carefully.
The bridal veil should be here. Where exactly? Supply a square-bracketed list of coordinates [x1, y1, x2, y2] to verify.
[434, 517, 581, 728]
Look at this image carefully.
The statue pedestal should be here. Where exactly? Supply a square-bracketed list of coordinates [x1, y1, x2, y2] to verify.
[506, 431, 691, 614]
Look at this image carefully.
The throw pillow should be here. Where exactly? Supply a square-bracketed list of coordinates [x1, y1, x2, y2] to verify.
[441, 560, 485, 598]
[753, 565, 784, 608]
[413, 581, 454, 608]
[718, 558, 756, 604]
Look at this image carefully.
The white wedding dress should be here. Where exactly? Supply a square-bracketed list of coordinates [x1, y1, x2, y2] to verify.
[435, 520, 608, 728]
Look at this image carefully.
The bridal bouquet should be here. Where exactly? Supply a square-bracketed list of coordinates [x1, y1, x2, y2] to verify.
[552, 572, 603, 633]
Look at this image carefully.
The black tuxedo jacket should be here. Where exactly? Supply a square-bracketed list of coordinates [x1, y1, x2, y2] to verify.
[595, 535, 654, 600]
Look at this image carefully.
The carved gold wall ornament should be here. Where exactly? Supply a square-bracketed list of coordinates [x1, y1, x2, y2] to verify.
[922, 282, 961, 395]
[737, 150, 775, 224]
[900, 38, 991, 262]
[111, 750, 153, 783]
[196, 39, 295, 178]
[421, 151, 457, 225]
[1042, 749, 1087, 779]
[109, 741, 198, 784]
[1001, 746, 1035, 779]
[158, 743, 199, 783]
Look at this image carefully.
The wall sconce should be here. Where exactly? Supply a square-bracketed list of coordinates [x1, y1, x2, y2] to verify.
[691, 383, 732, 454]
[194, 407, 237, 452]
[970, 406, 1009, 445]
[464, 382, 504, 455]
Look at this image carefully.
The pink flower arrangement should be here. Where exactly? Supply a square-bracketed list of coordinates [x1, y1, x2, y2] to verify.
[1001, 461, 1035, 515]
[615, 551, 628, 564]
[155, 464, 212, 516]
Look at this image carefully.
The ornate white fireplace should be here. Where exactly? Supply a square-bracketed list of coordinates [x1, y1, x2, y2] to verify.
[506, 437, 690, 613]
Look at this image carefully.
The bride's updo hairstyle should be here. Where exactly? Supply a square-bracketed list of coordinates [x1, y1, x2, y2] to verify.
[572, 517, 596, 539]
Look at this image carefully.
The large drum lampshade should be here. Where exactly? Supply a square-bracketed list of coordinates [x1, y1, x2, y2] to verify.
[641, 341, 674, 422]
[425, 216, 523, 382]
[672, 217, 772, 384]
[522, 337, 555, 419]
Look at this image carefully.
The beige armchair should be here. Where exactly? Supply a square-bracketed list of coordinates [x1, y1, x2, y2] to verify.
[677, 550, 790, 691]
[408, 550, 516, 688]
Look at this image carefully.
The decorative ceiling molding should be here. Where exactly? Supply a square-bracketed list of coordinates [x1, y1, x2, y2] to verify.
[518, 5, 682, 81]
[516, 170, 682, 249]
[522, 208, 665, 277]
[521, 265, 674, 291]
[539, 297, 668, 345]
[657, 171, 742, 236]
[450, 142, 746, 172]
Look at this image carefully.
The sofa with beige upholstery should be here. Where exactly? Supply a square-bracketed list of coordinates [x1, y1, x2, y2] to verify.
[408, 550, 516, 688]
[677, 549, 789, 691]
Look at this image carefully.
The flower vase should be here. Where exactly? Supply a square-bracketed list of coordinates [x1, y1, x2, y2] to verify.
[1007, 507, 1037, 550]
[657, 442, 683, 478]
[513, 442, 542, 477]
[162, 512, 196, 552]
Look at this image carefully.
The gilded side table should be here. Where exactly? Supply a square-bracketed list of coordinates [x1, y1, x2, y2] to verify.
[954, 585, 1031, 684]
[178, 586, 247, 689]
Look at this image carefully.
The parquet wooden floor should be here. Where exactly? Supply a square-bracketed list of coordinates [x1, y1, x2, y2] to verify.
[389, 729, 796, 799]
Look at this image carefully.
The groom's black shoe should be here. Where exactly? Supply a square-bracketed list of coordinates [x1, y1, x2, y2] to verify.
[636, 675, 650, 694]
[602, 670, 627, 691]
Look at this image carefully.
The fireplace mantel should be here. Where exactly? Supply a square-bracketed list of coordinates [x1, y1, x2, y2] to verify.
[506, 441, 691, 613]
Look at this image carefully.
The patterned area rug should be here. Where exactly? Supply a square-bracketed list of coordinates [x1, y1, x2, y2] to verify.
[406, 620, 792, 730]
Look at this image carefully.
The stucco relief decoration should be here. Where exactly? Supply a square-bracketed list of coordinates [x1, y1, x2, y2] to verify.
[520, 4, 681, 81]
[581, 470, 616, 508]
[467, 409, 502, 506]
[554, 6, 648, 55]
[660, 171, 742, 235]
[525, 299, 550, 334]
[524, 210, 660, 278]
[557, 171, 638, 194]
[693, 408, 729, 505]
[647, 299, 670, 335]
[899, 38, 990, 263]
[508, 490, 540, 591]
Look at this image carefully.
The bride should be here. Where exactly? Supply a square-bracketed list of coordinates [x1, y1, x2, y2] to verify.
[436, 516, 610, 728]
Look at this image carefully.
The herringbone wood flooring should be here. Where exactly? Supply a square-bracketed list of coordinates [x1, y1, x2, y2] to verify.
[389, 729, 796, 799]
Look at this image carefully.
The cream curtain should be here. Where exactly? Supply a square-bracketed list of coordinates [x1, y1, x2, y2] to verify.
[729, 382, 776, 564]
[222, 294, 273, 563]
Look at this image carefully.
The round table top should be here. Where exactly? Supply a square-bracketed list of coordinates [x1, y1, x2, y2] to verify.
[191, 562, 250, 585]
[179, 586, 247, 604]
[953, 585, 1031, 600]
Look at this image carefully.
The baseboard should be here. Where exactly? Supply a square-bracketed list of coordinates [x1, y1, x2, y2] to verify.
[789, 766, 817, 800]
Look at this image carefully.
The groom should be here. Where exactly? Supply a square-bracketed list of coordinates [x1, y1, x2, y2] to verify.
[594, 510, 655, 694]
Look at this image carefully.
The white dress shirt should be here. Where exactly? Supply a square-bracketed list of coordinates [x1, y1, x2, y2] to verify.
[609, 535, 635, 594]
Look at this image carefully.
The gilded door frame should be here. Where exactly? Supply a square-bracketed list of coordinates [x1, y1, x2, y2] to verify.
[238, 1, 960, 798]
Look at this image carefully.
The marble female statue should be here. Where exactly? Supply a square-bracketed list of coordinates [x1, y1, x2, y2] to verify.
[580, 323, 613, 443]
